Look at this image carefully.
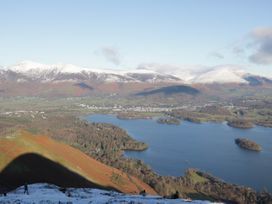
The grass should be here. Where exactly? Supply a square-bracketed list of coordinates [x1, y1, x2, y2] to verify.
[187, 170, 208, 184]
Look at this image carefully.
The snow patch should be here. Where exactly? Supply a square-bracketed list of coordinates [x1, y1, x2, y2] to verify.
[0, 183, 217, 204]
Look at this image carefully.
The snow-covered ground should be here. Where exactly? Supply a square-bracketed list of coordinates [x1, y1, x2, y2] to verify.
[0, 183, 216, 204]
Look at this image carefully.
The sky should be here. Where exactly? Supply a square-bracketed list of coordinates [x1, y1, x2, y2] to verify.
[0, 0, 272, 75]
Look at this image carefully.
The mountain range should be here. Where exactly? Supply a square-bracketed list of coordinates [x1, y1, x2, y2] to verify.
[0, 61, 272, 97]
[0, 61, 271, 84]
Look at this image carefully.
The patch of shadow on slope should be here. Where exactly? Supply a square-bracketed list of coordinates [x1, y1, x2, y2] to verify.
[244, 76, 272, 86]
[0, 153, 118, 193]
[135, 85, 200, 96]
[73, 82, 94, 90]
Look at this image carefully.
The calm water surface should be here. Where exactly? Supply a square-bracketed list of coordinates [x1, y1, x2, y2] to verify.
[86, 114, 272, 192]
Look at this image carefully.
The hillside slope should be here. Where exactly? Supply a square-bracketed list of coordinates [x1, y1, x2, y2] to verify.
[0, 130, 156, 195]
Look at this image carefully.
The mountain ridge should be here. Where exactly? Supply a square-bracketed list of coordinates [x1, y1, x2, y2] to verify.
[1, 60, 271, 84]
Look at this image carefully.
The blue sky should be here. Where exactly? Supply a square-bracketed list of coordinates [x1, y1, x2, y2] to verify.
[0, 0, 271, 74]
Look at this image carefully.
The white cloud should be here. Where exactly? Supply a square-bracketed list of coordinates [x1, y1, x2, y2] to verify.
[96, 46, 121, 66]
[210, 51, 224, 59]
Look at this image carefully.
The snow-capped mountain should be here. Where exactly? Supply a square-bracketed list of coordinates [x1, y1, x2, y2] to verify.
[137, 63, 253, 84]
[189, 66, 248, 84]
[0, 183, 214, 204]
[0, 61, 271, 84]
[1, 61, 181, 83]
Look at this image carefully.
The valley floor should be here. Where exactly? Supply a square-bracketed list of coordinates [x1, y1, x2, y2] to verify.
[1, 97, 272, 203]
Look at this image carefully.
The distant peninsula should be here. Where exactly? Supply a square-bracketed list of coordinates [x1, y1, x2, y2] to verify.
[116, 112, 153, 120]
[227, 119, 254, 129]
[157, 117, 180, 125]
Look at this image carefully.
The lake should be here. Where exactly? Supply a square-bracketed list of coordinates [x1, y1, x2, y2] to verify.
[86, 114, 272, 192]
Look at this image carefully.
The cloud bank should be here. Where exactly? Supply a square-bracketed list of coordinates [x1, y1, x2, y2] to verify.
[249, 27, 272, 65]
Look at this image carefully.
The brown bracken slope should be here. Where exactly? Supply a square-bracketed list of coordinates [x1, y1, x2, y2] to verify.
[0, 130, 156, 195]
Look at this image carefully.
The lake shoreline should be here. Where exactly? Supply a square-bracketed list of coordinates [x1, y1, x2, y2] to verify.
[85, 114, 272, 203]
[86, 114, 272, 193]
[89, 110, 272, 130]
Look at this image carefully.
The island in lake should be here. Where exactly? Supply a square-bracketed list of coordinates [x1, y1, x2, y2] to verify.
[235, 138, 262, 152]
[157, 117, 180, 125]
